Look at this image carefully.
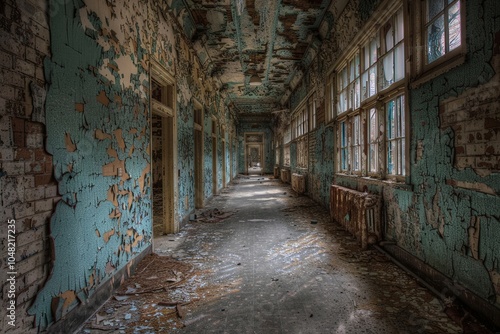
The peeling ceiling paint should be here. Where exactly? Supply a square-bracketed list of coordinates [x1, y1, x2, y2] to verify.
[184, 0, 332, 116]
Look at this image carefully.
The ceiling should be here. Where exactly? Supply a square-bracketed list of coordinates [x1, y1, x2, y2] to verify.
[180, 0, 333, 121]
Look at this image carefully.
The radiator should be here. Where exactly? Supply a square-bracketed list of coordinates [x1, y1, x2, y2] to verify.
[274, 166, 280, 178]
[291, 173, 306, 194]
[330, 184, 382, 249]
[280, 169, 290, 183]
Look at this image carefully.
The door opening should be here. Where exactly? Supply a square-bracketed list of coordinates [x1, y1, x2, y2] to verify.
[194, 102, 204, 209]
[150, 59, 177, 235]
[245, 133, 264, 175]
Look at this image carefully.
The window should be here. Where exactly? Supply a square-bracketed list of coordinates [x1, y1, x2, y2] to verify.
[361, 37, 378, 101]
[367, 107, 379, 173]
[386, 95, 405, 176]
[326, 73, 335, 123]
[380, 8, 405, 90]
[293, 107, 308, 138]
[337, 66, 348, 113]
[351, 115, 361, 172]
[337, 54, 360, 114]
[309, 93, 317, 131]
[425, 0, 462, 64]
[349, 55, 361, 110]
[340, 120, 348, 171]
[333, 6, 407, 180]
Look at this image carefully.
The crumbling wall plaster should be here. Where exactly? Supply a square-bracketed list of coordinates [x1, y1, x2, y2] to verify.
[26, 0, 167, 328]
[308, 124, 335, 208]
[408, 0, 500, 305]
[0, 0, 55, 332]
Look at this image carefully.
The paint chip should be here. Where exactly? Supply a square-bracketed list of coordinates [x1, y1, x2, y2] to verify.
[97, 90, 110, 106]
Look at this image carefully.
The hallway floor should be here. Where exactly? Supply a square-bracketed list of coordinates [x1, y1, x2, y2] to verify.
[80, 175, 491, 334]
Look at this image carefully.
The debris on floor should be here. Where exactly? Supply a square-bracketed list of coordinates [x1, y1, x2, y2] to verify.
[79, 254, 195, 333]
[79, 175, 494, 333]
[193, 207, 237, 223]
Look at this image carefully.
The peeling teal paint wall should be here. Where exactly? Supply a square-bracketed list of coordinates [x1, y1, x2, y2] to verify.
[27, 0, 239, 329]
[204, 111, 214, 198]
[177, 104, 195, 219]
[29, 0, 153, 327]
[282, 0, 500, 316]
[407, 0, 500, 303]
[308, 124, 335, 208]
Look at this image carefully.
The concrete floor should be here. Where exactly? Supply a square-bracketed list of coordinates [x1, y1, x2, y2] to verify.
[81, 175, 491, 333]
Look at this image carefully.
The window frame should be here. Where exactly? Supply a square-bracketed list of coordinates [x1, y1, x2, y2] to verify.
[411, 0, 466, 86]
[424, 0, 464, 67]
[385, 94, 406, 178]
[332, 3, 409, 181]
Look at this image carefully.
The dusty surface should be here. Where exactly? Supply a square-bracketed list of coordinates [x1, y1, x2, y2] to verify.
[78, 175, 492, 334]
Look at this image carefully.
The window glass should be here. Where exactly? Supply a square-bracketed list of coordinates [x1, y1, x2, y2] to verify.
[368, 108, 378, 173]
[426, 0, 462, 64]
[352, 115, 361, 171]
[387, 95, 405, 176]
[340, 121, 348, 171]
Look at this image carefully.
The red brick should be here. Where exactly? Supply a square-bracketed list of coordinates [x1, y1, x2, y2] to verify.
[34, 148, 48, 161]
[11, 117, 25, 132]
[14, 147, 33, 160]
[25, 121, 44, 133]
[34, 173, 53, 186]
[13, 131, 25, 147]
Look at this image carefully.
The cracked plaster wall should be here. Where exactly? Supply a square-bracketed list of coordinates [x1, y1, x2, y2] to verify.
[5, 0, 238, 331]
[279, 0, 500, 316]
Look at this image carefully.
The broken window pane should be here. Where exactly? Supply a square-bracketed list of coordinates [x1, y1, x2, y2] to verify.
[428, 0, 444, 21]
[395, 43, 405, 81]
[427, 14, 445, 63]
[448, 1, 461, 51]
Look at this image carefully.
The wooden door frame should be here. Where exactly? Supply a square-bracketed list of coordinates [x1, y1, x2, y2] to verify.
[193, 98, 204, 209]
[150, 59, 178, 234]
[244, 132, 265, 175]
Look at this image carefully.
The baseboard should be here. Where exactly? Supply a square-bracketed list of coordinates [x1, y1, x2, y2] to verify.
[45, 245, 152, 334]
[381, 244, 500, 331]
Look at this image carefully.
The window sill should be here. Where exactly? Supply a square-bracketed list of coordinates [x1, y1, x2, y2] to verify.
[410, 53, 466, 89]
[335, 173, 413, 192]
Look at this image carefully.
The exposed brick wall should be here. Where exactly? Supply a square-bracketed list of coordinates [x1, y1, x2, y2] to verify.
[440, 53, 500, 178]
[0, 1, 54, 333]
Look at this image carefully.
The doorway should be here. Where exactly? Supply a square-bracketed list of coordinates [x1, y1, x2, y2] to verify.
[212, 118, 217, 195]
[150, 59, 177, 235]
[194, 101, 204, 209]
[245, 133, 264, 175]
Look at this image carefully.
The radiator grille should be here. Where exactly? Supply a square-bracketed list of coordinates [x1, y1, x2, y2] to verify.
[330, 184, 382, 249]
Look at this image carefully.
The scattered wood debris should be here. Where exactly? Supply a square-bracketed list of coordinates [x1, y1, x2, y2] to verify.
[79, 253, 194, 333]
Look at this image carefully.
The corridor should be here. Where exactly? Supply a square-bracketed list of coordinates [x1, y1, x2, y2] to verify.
[80, 176, 489, 333]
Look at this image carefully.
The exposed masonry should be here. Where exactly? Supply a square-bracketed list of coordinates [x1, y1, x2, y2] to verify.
[0, 0, 235, 331]
[0, 1, 53, 332]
